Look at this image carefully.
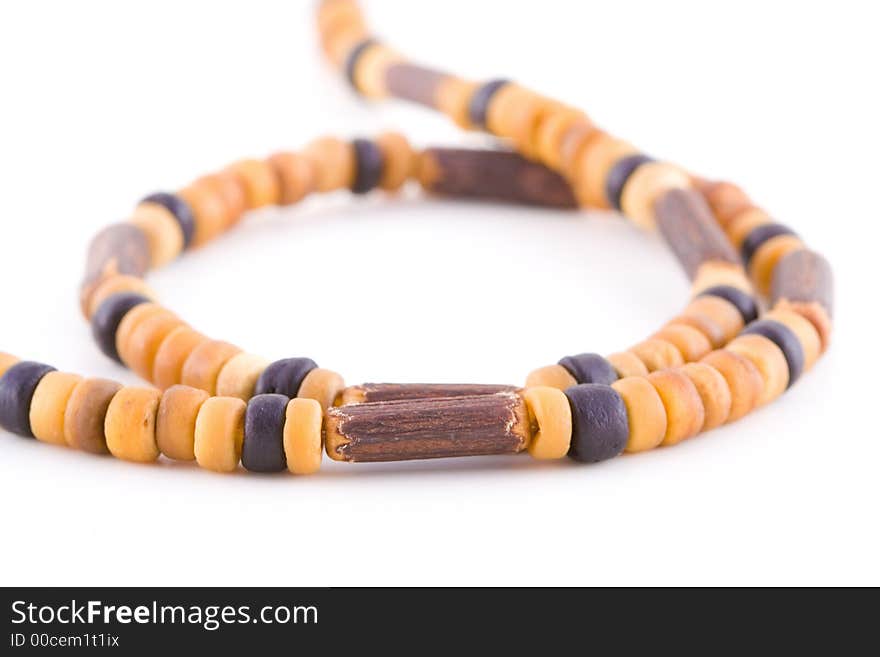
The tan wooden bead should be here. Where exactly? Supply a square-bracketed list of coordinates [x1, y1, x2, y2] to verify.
[523, 386, 572, 460]
[749, 234, 805, 296]
[668, 313, 726, 350]
[611, 376, 667, 453]
[525, 364, 577, 390]
[325, 22, 369, 68]
[434, 77, 479, 128]
[29, 372, 83, 446]
[215, 352, 270, 401]
[284, 397, 324, 475]
[63, 378, 121, 454]
[680, 362, 732, 430]
[267, 152, 315, 204]
[557, 119, 599, 179]
[121, 311, 186, 382]
[485, 84, 541, 144]
[726, 334, 789, 406]
[156, 384, 210, 461]
[181, 340, 242, 395]
[353, 44, 403, 98]
[298, 367, 345, 411]
[726, 207, 771, 249]
[572, 131, 636, 208]
[647, 369, 705, 446]
[776, 300, 832, 353]
[690, 260, 753, 296]
[700, 350, 764, 422]
[130, 203, 184, 268]
[376, 132, 416, 191]
[226, 159, 281, 209]
[104, 387, 162, 463]
[178, 182, 229, 247]
[652, 324, 713, 362]
[619, 161, 692, 230]
[0, 352, 20, 378]
[196, 170, 247, 225]
[115, 303, 176, 373]
[152, 326, 208, 390]
[682, 295, 744, 345]
[303, 137, 355, 192]
[606, 351, 649, 378]
[629, 339, 684, 372]
[533, 108, 586, 170]
[194, 396, 246, 473]
[84, 274, 155, 319]
[701, 181, 753, 228]
[764, 307, 822, 370]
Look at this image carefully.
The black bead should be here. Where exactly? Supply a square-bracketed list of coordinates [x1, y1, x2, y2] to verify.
[740, 223, 796, 265]
[141, 192, 196, 249]
[558, 353, 618, 386]
[565, 384, 629, 463]
[741, 319, 805, 388]
[255, 358, 318, 398]
[467, 79, 510, 128]
[604, 154, 654, 210]
[91, 292, 152, 363]
[351, 138, 384, 194]
[0, 361, 57, 437]
[242, 394, 288, 473]
[344, 38, 378, 91]
[697, 285, 759, 324]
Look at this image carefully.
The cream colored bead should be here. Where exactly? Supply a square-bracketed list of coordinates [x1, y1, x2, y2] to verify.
[572, 132, 636, 208]
[0, 352, 20, 378]
[726, 207, 771, 249]
[104, 387, 162, 463]
[29, 372, 83, 445]
[298, 367, 345, 411]
[619, 161, 692, 230]
[690, 260, 753, 295]
[353, 44, 403, 98]
[435, 77, 479, 129]
[376, 132, 416, 191]
[302, 137, 355, 192]
[284, 397, 323, 475]
[726, 334, 789, 406]
[764, 307, 822, 370]
[611, 377, 667, 453]
[215, 352, 270, 401]
[194, 396, 246, 473]
[534, 108, 587, 170]
[606, 351, 649, 378]
[525, 364, 577, 390]
[131, 203, 184, 268]
[523, 386, 572, 460]
[629, 339, 684, 372]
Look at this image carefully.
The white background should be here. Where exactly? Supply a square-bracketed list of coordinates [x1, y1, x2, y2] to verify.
[0, 0, 877, 586]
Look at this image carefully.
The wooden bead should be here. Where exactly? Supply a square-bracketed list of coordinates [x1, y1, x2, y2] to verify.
[255, 358, 318, 398]
[303, 137, 356, 192]
[611, 377, 667, 453]
[29, 372, 83, 445]
[152, 326, 208, 390]
[120, 310, 185, 381]
[647, 370, 705, 446]
[750, 234, 804, 295]
[353, 44, 402, 98]
[667, 313, 726, 350]
[85, 274, 155, 319]
[435, 77, 480, 129]
[573, 132, 636, 208]
[700, 350, 763, 422]
[682, 295, 744, 344]
[351, 138, 384, 194]
[341, 383, 517, 405]
[697, 285, 759, 325]
[63, 378, 121, 454]
[523, 386, 572, 460]
[776, 300, 832, 353]
[284, 397, 324, 475]
[564, 384, 629, 463]
[114, 303, 172, 368]
[741, 223, 797, 265]
[534, 109, 588, 170]
[104, 387, 161, 463]
[726, 335, 789, 406]
[606, 153, 654, 210]
[155, 385, 209, 461]
[680, 362, 732, 430]
[139, 192, 196, 249]
[606, 351, 649, 378]
[0, 361, 56, 437]
[267, 152, 315, 204]
[226, 159, 281, 209]
[90, 293, 152, 362]
[619, 161, 692, 230]
[652, 324, 712, 362]
[195, 170, 247, 226]
[725, 207, 771, 249]
[130, 203, 184, 268]
[557, 353, 618, 385]
[770, 249, 834, 316]
[629, 339, 684, 372]
[701, 181, 753, 228]
[178, 182, 229, 247]
[484, 84, 548, 154]
[525, 364, 577, 390]
[468, 79, 511, 128]
[242, 394, 289, 473]
[691, 261, 753, 296]
[297, 367, 345, 411]
[326, 24, 369, 69]
[741, 319, 805, 387]
[344, 37, 378, 88]
[0, 352, 20, 379]
[194, 396, 246, 473]
[376, 132, 416, 191]
[215, 352, 270, 401]
[181, 340, 242, 395]
[81, 223, 151, 307]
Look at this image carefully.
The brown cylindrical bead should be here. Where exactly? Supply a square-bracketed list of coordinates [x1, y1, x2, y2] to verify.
[764, 307, 822, 371]
[620, 161, 692, 230]
[384, 62, 449, 109]
[63, 378, 122, 454]
[606, 352, 649, 379]
[726, 208, 771, 249]
[700, 181, 753, 228]
[130, 203, 184, 268]
[215, 352, 270, 401]
[667, 313, 726, 350]
[341, 382, 518, 405]
[178, 182, 229, 247]
[776, 300, 832, 353]
[84, 274, 155, 319]
[749, 234, 805, 296]
[0, 352, 20, 379]
[284, 397, 324, 475]
[770, 249, 833, 316]
[572, 132, 636, 208]
[194, 396, 246, 473]
[435, 77, 479, 129]
[298, 368, 346, 411]
[119, 310, 185, 381]
[195, 170, 247, 225]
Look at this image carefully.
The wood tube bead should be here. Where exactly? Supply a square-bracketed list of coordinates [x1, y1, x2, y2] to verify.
[119, 310, 185, 381]
[376, 132, 416, 191]
[690, 261, 753, 296]
[63, 378, 121, 454]
[85, 274, 155, 319]
[104, 387, 161, 463]
[525, 364, 578, 390]
[726, 335, 788, 406]
[564, 384, 629, 463]
[341, 383, 517, 405]
[606, 352, 649, 379]
[523, 386, 572, 460]
[139, 192, 196, 250]
[181, 340, 242, 395]
[770, 249, 834, 316]
[267, 152, 315, 205]
[29, 372, 83, 446]
[242, 394, 288, 473]
[741, 319, 805, 387]
[195, 170, 247, 226]
[215, 352, 270, 401]
[284, 397, 323, 475]
[700, 350, 763, 422]
[573, 132, 637, 208]
[435, 77, 479, 129]
[700, 181, 753, 228]
[776, 300, 832, 353]
[155, 385, 209, 461]
[725, 207, 771, 249]
[91, 292, 152, 362]
[682, 295, 744, 345]
[325, 392, 531, 463]
[82, 223, 151, 302]
[296, 368, 344, 410]
[303, 137, 355, 192]
[152, 326, 208, 390]
[226, 159, 281, 209]
[0, 352, 20, 379]
[178, 182, 229, 247]
[557, 353, 618, 385]
[629, 339, 684, 372]
[651, 324, 712, 362]
[647, 370, 705, 446]
[384, 62, 450, 109]
[130, 202, 184, 268]
[0, 361, 56, 437]
[620, 161, 692, 230]
[680, 362, 732, 430]
[611, 377, 667, 453]
[750, 234, 805, 296]
[194, 396, 246, 473]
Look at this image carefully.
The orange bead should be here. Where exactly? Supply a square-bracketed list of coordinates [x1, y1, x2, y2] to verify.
[700, 350, 764, 422]
[152, 326, 208, 390]
[226, 159, 281, 209]
[647, 369, 705, 446]
[680, 362, 732, 430]
[181, 340, 242, 395]
[267, 152, 315, 204]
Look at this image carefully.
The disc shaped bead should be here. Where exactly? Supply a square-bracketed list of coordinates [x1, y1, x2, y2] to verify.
[700, 350, 764, 422]
[741, 223, 797, 265]
[29, 371, 83, 445]
[0, 361, 56, 437]
[63, 378, 122, 454]
[647, 370, 705, 446]
[255, 358, 319, 398]
[284, 397, 324, 475]
[90, 293, 152, 362]
[104, 387, 162, 463]
[605, 153, 654, 210]
[611, 376, 667, 453]
[156, 385, 210, 461]
[564, 384, 629, 463]
[679, 363, 732, 431]
[194, 396, 246, 473]
[468, 79, 510, 128]
[525, 364, 578, 390]
[524, 386, 572, 460]
[697, 285, 759, 324]
[725, 335, 789, 406]
[140, 192, 196, 249]
[351, 138, 384, 194]
[557, 353, 618, 386]
[741, 319, 805, 387]
[242, 394, 289, 473]
[181, 341, 242, 395]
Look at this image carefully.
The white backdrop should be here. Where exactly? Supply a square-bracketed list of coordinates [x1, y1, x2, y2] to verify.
[0, 0, 877, 586]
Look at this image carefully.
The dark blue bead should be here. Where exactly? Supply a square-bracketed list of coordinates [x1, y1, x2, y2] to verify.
[740, 223, 796, 265]
[558, 353, 618, 386]
[698, 285, 759, 324]
[255, 358, 318, 398]
[351, 139, 384, 194]
[741, 319, 804, 388]
[141, 192, 196, 249]
[242, 394, 288, 473]
[467, 79, 510, 128]
[91, 292, 152, 363]
[605, 154, 654, 210]
[0, 361, 56, 437]
[565, 384, 629, 463]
